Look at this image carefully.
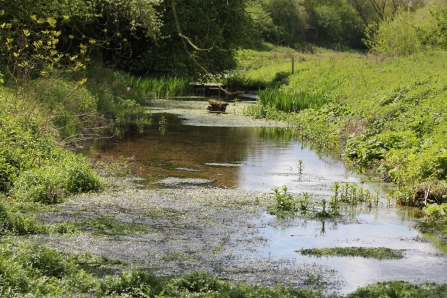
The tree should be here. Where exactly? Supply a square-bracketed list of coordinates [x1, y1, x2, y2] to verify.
[262, 0, 306, 46]
[0, 0, 162, 78]
[128, 0, 251, 77]
[303, 0, 364, 47]
[348, 0, 427, 25]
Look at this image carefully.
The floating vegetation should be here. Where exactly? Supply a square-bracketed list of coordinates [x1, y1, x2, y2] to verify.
[174, 167, 202, 172]
[68, 218, 149, 236]
[205, 162, 243, 167]
[298, 247, 405, 260]
[155, 177, 215, 186]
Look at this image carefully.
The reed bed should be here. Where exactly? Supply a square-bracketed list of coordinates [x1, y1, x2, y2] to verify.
[115, 73, 192, 98]
[258, 86, 331, 112]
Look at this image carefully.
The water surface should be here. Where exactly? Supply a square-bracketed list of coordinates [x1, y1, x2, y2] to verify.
[81, 112, 447, 294]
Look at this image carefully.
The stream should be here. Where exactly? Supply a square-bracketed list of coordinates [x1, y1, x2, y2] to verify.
[75, 99, 447, 294]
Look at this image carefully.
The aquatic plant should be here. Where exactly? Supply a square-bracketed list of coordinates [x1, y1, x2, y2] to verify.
[298, 159, 304, 175]
[347, 281, 447, 298]
[258, 85, 332, 113]
[299, 192, 310, 213]
[114, 73, 191, 99]
[269, 185, 298, 214]
[298, 247, 405, 260]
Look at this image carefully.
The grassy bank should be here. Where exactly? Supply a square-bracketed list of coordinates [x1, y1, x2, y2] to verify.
[238, 45, 447, 245]
[240, 47, 447, 206]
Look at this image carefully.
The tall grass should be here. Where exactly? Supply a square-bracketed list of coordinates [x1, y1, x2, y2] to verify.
[259, 87, 331, 112]
[114, 73, 192, 98]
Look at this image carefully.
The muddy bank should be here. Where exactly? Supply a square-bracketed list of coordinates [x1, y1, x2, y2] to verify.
[37, 188, 343, 291]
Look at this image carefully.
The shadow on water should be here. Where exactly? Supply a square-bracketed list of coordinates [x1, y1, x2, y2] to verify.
[80, 112, 447, 294]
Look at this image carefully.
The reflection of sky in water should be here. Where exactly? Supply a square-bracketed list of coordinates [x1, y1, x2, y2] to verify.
[234, 133, 447, 293]
[260, 208, 447, 294]
[238, 141, 359, 193]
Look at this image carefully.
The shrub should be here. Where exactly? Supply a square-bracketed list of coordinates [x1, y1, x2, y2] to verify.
[11, 153, 102, 204]
[364, 11, 422, 56]
[0, 201, 43, 235]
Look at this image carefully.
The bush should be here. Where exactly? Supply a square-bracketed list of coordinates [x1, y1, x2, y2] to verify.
[364, 11, 422, 56]
[11, 153, 102, 204]
[0, 201, 43, 235]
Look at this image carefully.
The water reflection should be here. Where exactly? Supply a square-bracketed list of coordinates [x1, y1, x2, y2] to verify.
[81, 113, 358, 192]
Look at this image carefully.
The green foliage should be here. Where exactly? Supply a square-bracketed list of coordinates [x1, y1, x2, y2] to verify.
[132, 76, 192, 98]
[166, 272, 223, 293]
[242, 46, 447, 207]
[114, 99, 151, 129]
[423, 203, 447, 222]
[298, 247, 405, 260]
[11, 153, 101, 204]
[364, 11, 422, 56]
[303, 0, 364, 47]
[163, 271, 324, 297]
[0, 200, 43, 235]
[31, 77, 102, 142]
[0, 87, 103, 204]
[418, 202, 447, 241]
[0, 240, 99, 296]
[142, 0, 251, 77]
[269, 185, 298, 214]
[261, 0, 306, 46]
[0, 238, 446, 297]
[99, 269, 164, 296]
[347, 281, 447, 298]
[346, 130, 418, 166]
[258, 83, 334, 113]
[415, 1, 447, 50]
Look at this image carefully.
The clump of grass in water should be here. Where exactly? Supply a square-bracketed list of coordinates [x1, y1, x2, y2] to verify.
[269, 185, 297, 214]
[298, 247, 405, 260]
[268, 185, 342, 218]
